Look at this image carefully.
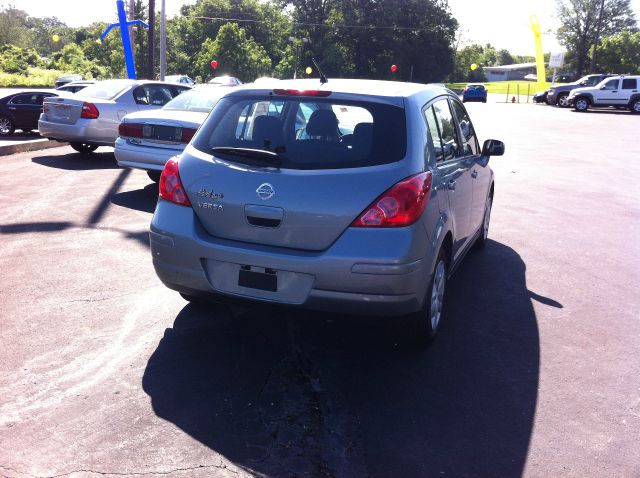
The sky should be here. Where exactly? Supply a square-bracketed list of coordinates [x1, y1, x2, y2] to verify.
[2, 0, 640, 56]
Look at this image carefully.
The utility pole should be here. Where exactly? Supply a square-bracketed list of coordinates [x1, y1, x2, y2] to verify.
[147, 0, 155, 79]
[160, 0, 166, 80]
[128, 0, 136, 62]
[590, 0, 606, 73]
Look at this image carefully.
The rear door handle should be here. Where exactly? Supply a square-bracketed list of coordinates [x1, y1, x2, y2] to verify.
[447, 180, 456, 191]
[471, 170, 478, 179]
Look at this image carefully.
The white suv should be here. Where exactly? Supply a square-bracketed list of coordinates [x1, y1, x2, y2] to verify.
[568, 75, 640, 113]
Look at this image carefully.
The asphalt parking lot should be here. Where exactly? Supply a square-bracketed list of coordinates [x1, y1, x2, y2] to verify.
[1, 102, 639, 478]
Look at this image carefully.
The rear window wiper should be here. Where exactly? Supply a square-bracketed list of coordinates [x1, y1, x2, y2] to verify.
[211, 147, 283, 166]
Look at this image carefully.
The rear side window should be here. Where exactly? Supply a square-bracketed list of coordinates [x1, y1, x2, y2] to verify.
[622, 79, 637, 90]
[193, 95, 406, 170]
[133, 85, 175, 106]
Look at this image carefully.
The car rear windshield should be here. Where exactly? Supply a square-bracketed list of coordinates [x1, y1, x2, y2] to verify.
[75, 80, 133, 100]
[163, 89, 224, 113]
[192, 95, 407, 170]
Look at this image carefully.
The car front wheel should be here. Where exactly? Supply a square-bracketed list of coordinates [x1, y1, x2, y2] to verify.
[574, 97, 590, 112]
[70, 142, 98, 154]
[476, 194, 493, 249]
[556, 93, 570, 107]
[0, 115, 15, 136]
[409, 248, 448, 345]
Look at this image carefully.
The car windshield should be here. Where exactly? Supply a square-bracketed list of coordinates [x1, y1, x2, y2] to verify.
[192, 94, 406, 170]
[163, 89, 225, 112]
[75, 80, 133, 100]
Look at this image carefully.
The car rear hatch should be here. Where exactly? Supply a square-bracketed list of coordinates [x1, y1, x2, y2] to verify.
[181, 90, 409, 252]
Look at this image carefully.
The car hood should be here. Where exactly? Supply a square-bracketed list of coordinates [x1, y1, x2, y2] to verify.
[568, 86, 596, 96]
[120, 109, 209, 127]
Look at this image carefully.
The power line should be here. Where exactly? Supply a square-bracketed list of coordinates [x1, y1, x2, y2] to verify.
[193, 16, 434, 32]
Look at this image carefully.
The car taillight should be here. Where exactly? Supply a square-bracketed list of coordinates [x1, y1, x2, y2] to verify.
[80, 102, 99, 119]
[159, 158, 191, 207]
[463, 87, 468, 93]
[351, 172, 433, 227]
[181, 127, 197, 143]
[118, 122, 143, 138]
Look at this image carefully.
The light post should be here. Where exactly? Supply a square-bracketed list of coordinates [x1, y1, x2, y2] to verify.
[288, 36, 309, 79]
[160, 0, 166, 80]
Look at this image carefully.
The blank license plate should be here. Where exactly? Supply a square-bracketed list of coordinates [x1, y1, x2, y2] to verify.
[238, 269, 277, 292]
[144, 125, 180, 141]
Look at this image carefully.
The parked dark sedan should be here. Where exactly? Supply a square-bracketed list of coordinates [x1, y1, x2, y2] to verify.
[533, 90, 549, 104]
[0, 91, 59, 137]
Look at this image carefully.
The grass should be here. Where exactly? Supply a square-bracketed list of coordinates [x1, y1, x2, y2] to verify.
[446, 80, 561, 94]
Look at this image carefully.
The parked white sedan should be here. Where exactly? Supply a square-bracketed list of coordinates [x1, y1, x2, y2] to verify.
[39, 79, 192, 154]
[115, 86, 231, 181]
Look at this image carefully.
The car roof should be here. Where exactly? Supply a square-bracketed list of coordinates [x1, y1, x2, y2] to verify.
[228, 78, 451, 103]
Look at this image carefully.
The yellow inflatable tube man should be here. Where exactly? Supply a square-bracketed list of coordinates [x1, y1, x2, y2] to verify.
[530, 15, 547, 92]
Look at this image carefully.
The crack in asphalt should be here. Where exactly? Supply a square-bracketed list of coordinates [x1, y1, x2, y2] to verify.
[0, 463, 241, 478]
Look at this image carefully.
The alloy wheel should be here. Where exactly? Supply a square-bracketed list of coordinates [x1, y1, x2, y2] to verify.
[575, 98, 589, 111]
[430, 259, 446, 332]
[483, 196, 493, 240]
[0, 116, 13, 135]
[557, 94, 570, 107]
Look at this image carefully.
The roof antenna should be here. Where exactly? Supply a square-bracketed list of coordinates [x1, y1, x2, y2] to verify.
[311, 57, 328, 84]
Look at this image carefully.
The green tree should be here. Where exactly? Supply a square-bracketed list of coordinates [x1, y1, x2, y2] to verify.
[195, 23, 271, 81]
[593, 31, 640, 74]
[0, 45, 43, 73]
[0, 7, 33, 49]
[287, 0, 458, 81]
[50, 43, 106, 78]
[556, 0, 637, 76]
[169, 0, 289, 79]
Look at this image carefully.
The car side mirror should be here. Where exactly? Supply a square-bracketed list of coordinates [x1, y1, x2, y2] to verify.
[482, 139, 505, 157]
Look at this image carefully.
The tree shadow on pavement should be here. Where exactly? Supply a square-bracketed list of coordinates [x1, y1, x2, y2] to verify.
[31, 150, 120, 170]
[111, 183, 159, 214]
[142, 240, 544, 477]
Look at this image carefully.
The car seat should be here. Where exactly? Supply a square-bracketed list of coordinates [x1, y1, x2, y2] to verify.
[252, 115, 284, 150]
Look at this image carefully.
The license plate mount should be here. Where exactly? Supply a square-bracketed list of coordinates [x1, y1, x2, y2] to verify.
[238, 268, 277, 292]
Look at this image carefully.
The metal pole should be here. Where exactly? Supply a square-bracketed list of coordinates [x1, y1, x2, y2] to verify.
[129, 0, 136, 61]
[160, 0, 166, 80]
[147, 0, 155, 79]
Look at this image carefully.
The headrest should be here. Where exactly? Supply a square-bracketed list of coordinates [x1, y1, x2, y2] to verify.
[306, 109, 339, 139]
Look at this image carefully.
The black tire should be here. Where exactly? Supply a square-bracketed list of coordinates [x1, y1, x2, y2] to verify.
[70, 142, 98, 154]
[630, 99, 640, 114]
[147, 171, 162, 182]
[476, 193, 493, 249]
[556, 93, 570, 108]
[573, 97, 590, 112]
[408, 247, 448, 345]
[0, 115, 15, 136]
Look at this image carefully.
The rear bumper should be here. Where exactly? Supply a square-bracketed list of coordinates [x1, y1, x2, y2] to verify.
[462, 95, 487, 102]
[150, 200, 434, 316]
[114, 137, 182, 171]
[38, 116, 116, 146]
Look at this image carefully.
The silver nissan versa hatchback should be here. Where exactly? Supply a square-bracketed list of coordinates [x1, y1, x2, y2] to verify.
[150, 79, 505, 342]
